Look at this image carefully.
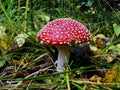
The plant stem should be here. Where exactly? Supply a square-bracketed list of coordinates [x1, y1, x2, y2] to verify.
[29, 0, 35, 31]
[0, 1, 13, 28]
[66, 66, 70, 90]
[17, 0, 20, 22]
[24, 0, 29, 32]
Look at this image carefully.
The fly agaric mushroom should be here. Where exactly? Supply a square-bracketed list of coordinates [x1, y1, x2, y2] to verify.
[37, 18, 90, 72]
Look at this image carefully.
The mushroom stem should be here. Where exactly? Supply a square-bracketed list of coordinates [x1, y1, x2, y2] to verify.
[55, 46, 69, 72]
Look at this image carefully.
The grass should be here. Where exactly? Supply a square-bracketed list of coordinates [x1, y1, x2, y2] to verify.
[0, 0, 120, 89]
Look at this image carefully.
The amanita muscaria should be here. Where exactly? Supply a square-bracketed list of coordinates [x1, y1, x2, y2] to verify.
[37, 18, 90, 72]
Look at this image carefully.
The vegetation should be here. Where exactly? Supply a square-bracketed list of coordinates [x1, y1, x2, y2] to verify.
[0, 0, 120, 89]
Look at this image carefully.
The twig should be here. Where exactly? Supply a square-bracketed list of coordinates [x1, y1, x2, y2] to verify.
[14, 65, 54, 88]
[72, 79, 120, 86]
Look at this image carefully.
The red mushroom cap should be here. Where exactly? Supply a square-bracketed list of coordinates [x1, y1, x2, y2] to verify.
[37, 18, 90, 46]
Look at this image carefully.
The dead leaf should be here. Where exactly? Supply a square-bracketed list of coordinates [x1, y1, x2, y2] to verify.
[93, 34, 110, 49]
[114, 64, 120, 83]
[93, 34, 105, 42]
[105, 56, 114, 63]
[96, 37, 105, 49]
[12, 59, 26, 66]
[1, 40, 8, 50]
[89, 74, 101, 82]
[14, 33, 28, 47]
[101, 64, 120, 83]
[90, 45, 99, 55]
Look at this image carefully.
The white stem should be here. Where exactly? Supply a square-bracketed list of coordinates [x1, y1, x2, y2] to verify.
[55, 47, 69, 72]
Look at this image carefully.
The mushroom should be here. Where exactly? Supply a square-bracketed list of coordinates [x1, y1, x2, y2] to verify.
[37, 18, 90, 72]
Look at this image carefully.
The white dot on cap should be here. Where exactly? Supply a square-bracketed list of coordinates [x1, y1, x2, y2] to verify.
[56, 35, 59, 38]
[46, 40, 50, 43]
[78, 41, 81, 43]
[60, 42, 63, 44]
[61, 32, 64, 34]
[52, 42, 57, 44]
[80, 36, 82, 39]
[42, 32, 46, 35]
[67, 42, 70, 44]
[64, 41, 67, 44]
[56, 31, 59, 34]
[51, 28, 54, 30]
[78, 30, 82, 33]
[84, 36, 86, 38]
[42, 39, 45, 41]
[67, 34, 70, 37]
[67, 27, 70, 30]
[41, 41, 43, 44]
[87, 37, 89, 40]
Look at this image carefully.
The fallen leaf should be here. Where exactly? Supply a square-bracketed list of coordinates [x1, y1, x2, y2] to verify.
[101, 64, 120, 83]
[1, 40, 8, 50]
[94, 34, 110, 49]
[0, 25, 6, 38]
[0, 60, 5, 68]
[114, 64, 120, 83]
[93, 34, 105, 42]
[12, 59, 26, 66]
[14, 33, 28, 47]
[89, 74, 101, 82]
[90, 45, 99, 55]
[105, 56, 114, 63]
[113, 24, 120, 37]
